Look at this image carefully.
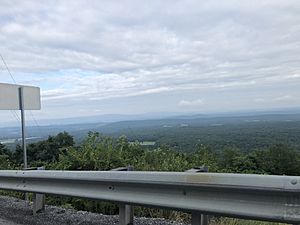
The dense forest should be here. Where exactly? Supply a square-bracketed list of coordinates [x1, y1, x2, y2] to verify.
[0, 130, 299, 224]
[1, 131, 300, 175]
[2, 116, 300, 154]
[109, 121, 300, 152]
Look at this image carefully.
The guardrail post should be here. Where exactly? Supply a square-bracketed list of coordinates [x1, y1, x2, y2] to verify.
[186, 166, 209, 225]
[192, 212, 208, 225]
[111, 166, 134, 225]
[119, 203, 134, 225]
[33, 166, 45, 215]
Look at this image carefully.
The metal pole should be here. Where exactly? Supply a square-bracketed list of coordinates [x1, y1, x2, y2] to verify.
[18, 87, 27, 169]
[19, 87, 29, 202]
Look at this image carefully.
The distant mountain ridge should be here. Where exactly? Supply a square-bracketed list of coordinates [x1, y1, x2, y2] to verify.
[1, 110, 300, 138]
[1, 110, 300, 152]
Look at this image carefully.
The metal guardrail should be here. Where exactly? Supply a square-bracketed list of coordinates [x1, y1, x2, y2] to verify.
[0, 170, 299, 225]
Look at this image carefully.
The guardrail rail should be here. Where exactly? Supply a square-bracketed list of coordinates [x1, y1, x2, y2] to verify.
[0, 170, 299, 225]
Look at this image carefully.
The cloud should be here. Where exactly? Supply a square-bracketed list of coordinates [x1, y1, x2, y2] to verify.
[178, 99, 204, 107]
[0, 0, 300, 121]
[255, 98, 265, 103]
[254, 95, 298, 105]
[273, 95, 295, 102]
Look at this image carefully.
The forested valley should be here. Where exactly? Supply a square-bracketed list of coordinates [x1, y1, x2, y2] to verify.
[0, 131, 299, 224]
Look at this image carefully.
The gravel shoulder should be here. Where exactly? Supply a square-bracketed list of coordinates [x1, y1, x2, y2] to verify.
[0, 218, 22, 225]
[0, 195, 186, 225]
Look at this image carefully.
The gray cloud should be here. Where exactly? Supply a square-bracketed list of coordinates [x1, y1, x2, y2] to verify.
[0, 0, 300, 122]
[178, 99, 204, 107]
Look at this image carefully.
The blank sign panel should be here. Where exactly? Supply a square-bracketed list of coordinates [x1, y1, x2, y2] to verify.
[0, 83, 41, 110]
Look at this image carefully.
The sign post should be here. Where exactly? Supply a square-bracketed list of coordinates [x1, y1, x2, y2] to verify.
[0, 83, 41, 169]
[19, 87, 27, 169]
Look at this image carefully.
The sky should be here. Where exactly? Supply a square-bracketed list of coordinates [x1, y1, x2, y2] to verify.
[0, 0, 300, 124]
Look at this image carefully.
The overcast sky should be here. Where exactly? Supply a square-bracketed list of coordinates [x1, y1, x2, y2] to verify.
[0, 0, 300, 124]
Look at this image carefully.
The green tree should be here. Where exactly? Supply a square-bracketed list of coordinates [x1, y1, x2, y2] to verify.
[138, 146, 188, 171]
[188, 144, 219, 172]
[13, 132, 75, 165]
[54, 131, 75, 147]
[262, 144, 300, 175]
[13, 144, 23, 166]
[0, 155, 13, 169]
[117, 136, 144, 167]
[219, 147, 242, 172]
[0, 142, 11, 157]
[0, 143, 14, 169]
[55, 132, 123, 170]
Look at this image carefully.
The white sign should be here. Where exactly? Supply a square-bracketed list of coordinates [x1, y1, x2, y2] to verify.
[0, 83, 41, 110]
